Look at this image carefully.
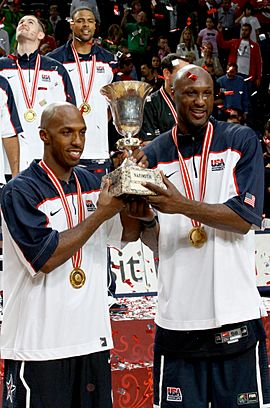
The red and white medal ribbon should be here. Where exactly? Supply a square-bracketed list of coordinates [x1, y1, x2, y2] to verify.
[160, 86, 178, 123]
[39, 160, 85, 269]
[172, 121, 214, 227]
[71, 43, 96, 105]
[16, 53, 40, 110]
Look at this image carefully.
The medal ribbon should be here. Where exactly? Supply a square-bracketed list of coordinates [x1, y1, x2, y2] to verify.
[71, 43, 96, 104]
[16, 54, 41, 110]
[39, 160, 85, 269]
[160, 86, 178, 123]
[172, 121, 214, 227]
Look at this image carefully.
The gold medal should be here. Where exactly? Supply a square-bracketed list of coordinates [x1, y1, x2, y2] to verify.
[24, 109, 37, 122]
[80, 102, 91, 114]
[189, 227, 207, 248]
[70, 268, 86, 288]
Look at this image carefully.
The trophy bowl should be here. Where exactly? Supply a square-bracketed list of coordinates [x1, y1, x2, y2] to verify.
[100, 81, 165, 196]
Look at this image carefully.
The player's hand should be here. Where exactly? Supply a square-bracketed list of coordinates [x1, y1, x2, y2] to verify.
[130, 147, 148, 168]
[96, 178, 125, 219]
[144, 172, 186, 214]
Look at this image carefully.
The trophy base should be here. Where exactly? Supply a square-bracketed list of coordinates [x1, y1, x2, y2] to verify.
[102, 166, 165, 196]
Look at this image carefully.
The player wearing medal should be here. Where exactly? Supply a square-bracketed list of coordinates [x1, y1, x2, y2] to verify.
[0, 15, 76, 171]
[0, 102, 152, 408]
[140, 65, 270, 407]
[48, 6, 118, 181]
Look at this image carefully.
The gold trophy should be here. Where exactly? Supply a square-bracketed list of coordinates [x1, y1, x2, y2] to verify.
[100, 81, 165, 196]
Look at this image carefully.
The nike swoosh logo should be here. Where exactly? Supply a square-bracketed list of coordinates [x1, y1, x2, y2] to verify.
[165, 171, 178, 178]
[68, 68, 75, 72]
[50, 208, 62, 216]
[7, 75, 15, 79]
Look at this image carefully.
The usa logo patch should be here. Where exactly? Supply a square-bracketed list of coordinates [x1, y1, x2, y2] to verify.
[41, 74, 51, 82]
[86, 199, 96, 212]
[167, 387, 182, 402]
[237, 392, 258, 404]
[97, 66, 105, 73]
[211, 158, 225, 171]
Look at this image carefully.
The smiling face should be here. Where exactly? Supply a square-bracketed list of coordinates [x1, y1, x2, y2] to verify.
[174, 66, 214, 133]
[16, 15, 45, 43]
[71, 9, 96, 43]
[40, 104, 86, 179]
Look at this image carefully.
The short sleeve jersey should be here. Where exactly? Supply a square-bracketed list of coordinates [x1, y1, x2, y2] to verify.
[0, 75, 22, 182]
[0, 51, 76, 170]
[48, 42, 118, 161]
[0, 161, 122, 360]
[143, 118, 265, 331]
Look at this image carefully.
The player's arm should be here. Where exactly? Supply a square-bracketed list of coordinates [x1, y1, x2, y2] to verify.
[41, 180, 125, 273]
[2, 135, 19, 177]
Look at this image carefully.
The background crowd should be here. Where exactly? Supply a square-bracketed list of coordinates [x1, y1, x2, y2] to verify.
[0, 0, 269, 214]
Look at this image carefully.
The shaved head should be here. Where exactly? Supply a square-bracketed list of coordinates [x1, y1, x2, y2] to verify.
[40, 102, 82, 130]
[173, 64, 213, 90]
[173, 65, 214, 134]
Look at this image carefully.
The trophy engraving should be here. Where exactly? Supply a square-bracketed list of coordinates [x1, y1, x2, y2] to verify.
[100, 81, 165, 196]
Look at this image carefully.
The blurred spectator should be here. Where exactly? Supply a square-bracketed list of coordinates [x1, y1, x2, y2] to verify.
[49, 4, 61, 35]
[140, 60, 163, 92]
[54, 12, 72, 47]
[198, 0, 219, 29]
[197, 41, 223, 77]
[114, 54, 134, 81]
[176, 26, 199, 61]
[157, 35, 171, 60]
[217, 62, 249, 119]
[0, 19, 10, 56]
[185, 51, 197, 63]
[140, 54, 188, 143]
[123, 0, 142, 24]
[235, 2, 260, 43]
[217, 23, 262, 88]
[102, 24, 127, 54]
[217, 0, 236, 39]
[121, 10, 151, 78]
[263, 119, 270, 218]
[223, 107, 245, 124]
[2, 0, 24, 52]
[197, 16, 219, 56]
[39, 19, 57, 54]
[151, 54, 162, 78]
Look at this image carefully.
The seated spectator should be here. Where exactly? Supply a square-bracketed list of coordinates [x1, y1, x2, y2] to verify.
[235, 2, 260, 43]
[151, 54, 162, 78]
[176, 26, 199, 62]
[185, 51, 197, 64]
[217, 62, 249, 120]
[157, 35, 171, 61]
[197, 16, 219, 56]
[197, 41, 223, 77]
